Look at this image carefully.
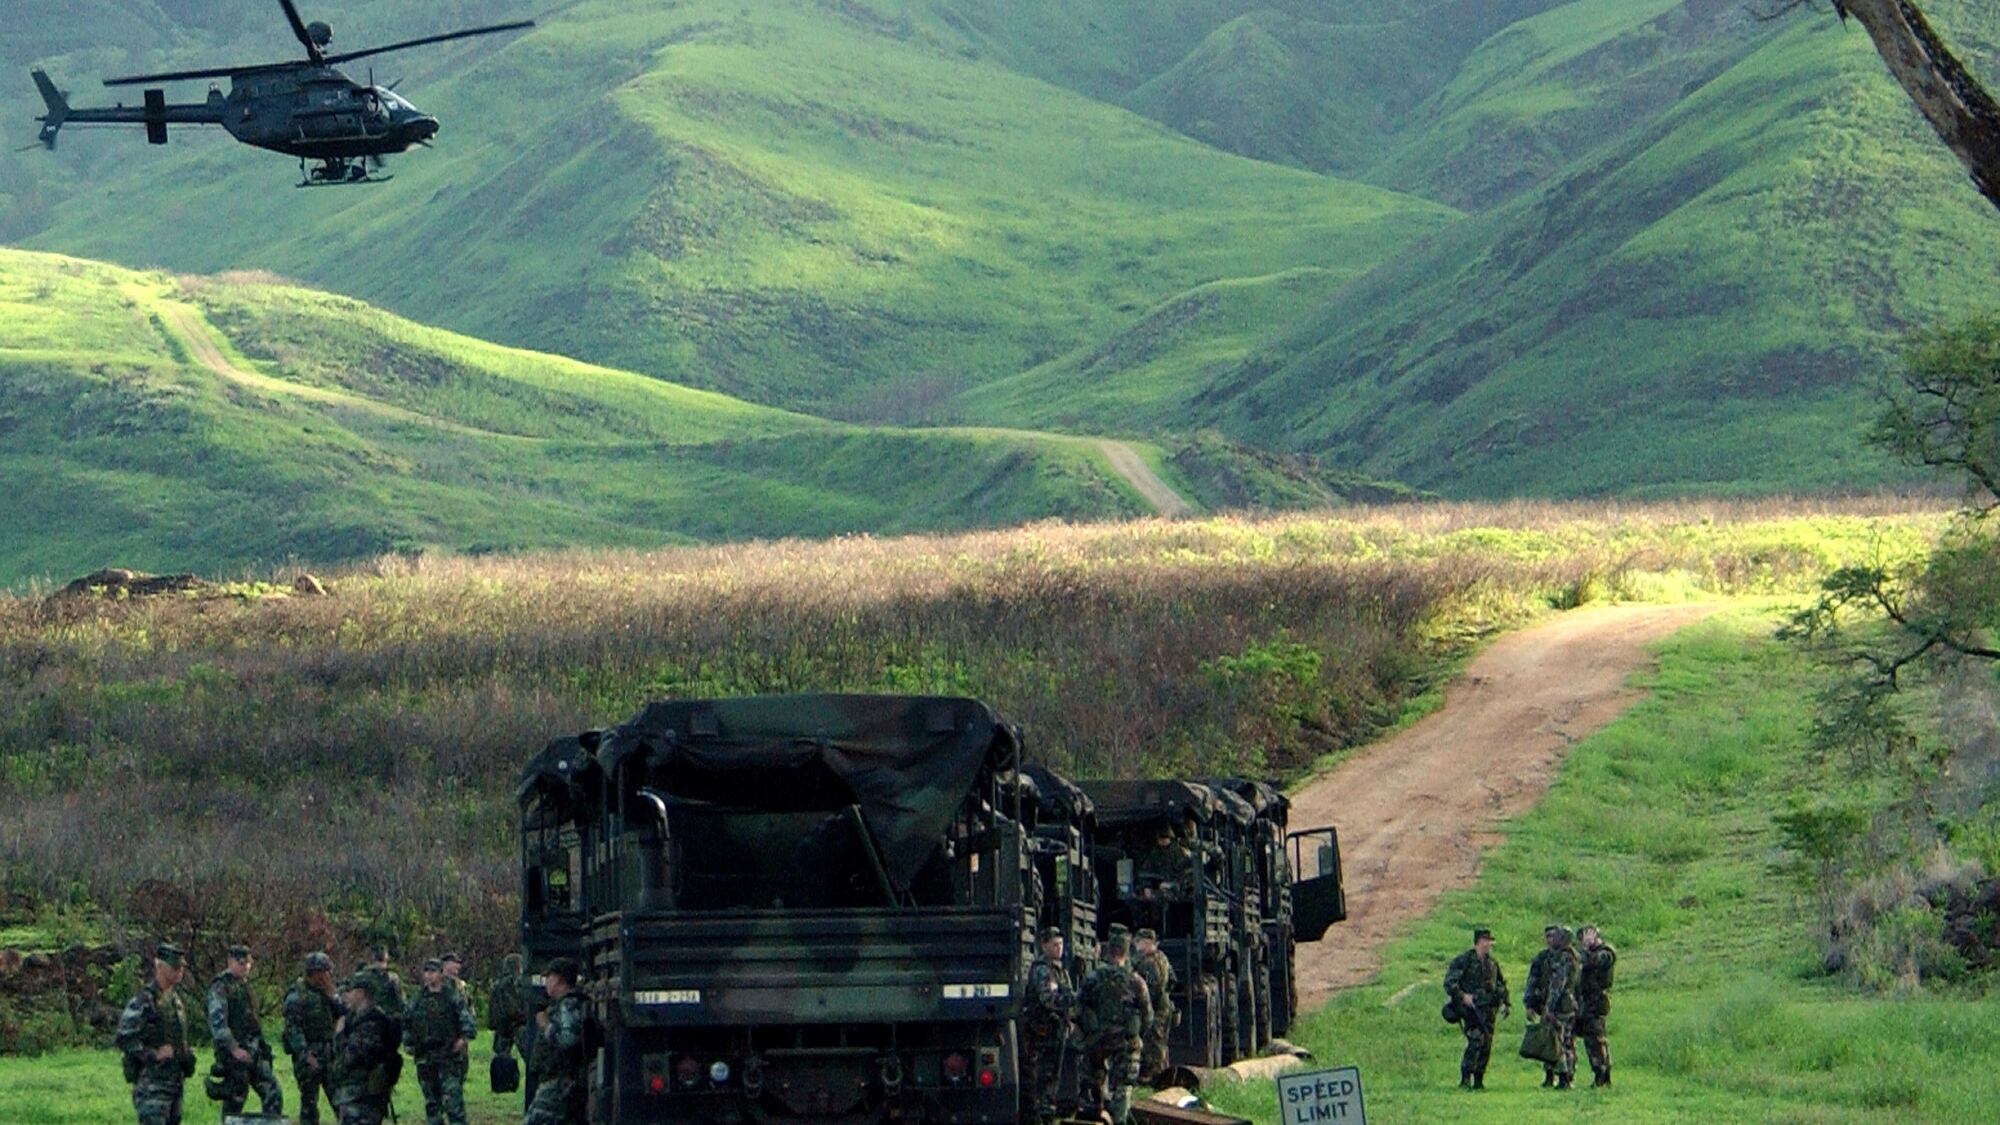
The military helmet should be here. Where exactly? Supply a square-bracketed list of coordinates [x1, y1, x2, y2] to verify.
[422, 957, 444, 972]
[1473, 927, 1494, 943]
[1104, 933, 1131, 957]
[1106, 922, 1131, 938]
[155, 941, 185, 967]
[226, 943, 252, 961]
[1038, 926, 1065, 943]
[304, 951, 333, 973]
[1134, 928, 1158, 942]
[441, 951, 463, 967]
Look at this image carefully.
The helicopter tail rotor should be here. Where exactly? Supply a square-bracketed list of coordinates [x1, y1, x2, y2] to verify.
[30, 69, 70, 149]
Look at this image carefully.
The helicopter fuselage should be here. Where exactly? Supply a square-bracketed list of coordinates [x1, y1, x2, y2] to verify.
[221, 66, 439, 159]
[29, 1, 525, 183]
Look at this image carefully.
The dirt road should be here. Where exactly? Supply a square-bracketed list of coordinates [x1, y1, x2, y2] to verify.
[1098, 440, 1193, 517]
[1288, 602, 1714, 1006]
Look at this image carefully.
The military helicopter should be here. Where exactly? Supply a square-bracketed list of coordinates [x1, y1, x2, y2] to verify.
[29, 1, 533, 187]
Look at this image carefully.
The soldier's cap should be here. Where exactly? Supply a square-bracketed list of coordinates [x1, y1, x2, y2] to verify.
[1543, 923, 1564, 935]
[226, 943, 252, 961]
[422, 957, 444, 972]
[1473, 928, 1494, 942]
[1104, 934, 1131, 956]
[441, 952, 463, 966]
[155, 942, 185, 967]
[1106, 922, 1131, 937]
[304, 952, 333, 973]
[1134, 928, 1158, 942]
[1039, 926, 1065, 943]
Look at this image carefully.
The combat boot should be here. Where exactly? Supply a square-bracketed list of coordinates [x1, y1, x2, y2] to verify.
[1542, 1067, 1555, 1088]
[1594, 1067, 1610, 1088]
[1557, 1071, 1574, 1090]
[1459, 1070, 1472, 1089]
[1473, 1068, 1487, 1091]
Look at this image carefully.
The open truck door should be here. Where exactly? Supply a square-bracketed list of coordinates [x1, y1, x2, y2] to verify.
[1286, 828, 1346, 941]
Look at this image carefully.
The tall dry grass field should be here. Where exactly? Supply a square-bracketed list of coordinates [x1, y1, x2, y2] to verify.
[0, 500, 1942, 979]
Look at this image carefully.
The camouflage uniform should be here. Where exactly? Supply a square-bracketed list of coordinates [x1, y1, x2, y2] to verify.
[1021, 935, 1076, 1123]
[486, 954, 528, 1059]
[1076, 953, 1150, 1125]
[1577, 938, 1617, 1086]
[206, 964, 284, 1118]
[329, 999, 401, 1125]
[1442, 941, 1508, 1088]
[354, 962, 407, 1020]
[1132, 933, 1175, 1081]
[525, 992, 590, 1125]
[1524, 929, 1582, 1088]
[282, 966, 347, 1125]
[405, 976, 478, 1125]
[116, 969, 196, 1125]
[1132, 830, 1196, 895]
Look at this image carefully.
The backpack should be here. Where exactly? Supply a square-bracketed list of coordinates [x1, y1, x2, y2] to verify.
[366, 1014, 405, 1096]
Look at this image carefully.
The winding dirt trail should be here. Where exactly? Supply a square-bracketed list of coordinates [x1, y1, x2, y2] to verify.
[1097, 440, 1192, 517]
[1289, 602, 1715, 1007]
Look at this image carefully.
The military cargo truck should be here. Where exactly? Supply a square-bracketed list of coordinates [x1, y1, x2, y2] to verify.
[1078, 779, 1238, 1068]
[517, 695, 1036, 1124]
[1205, 778, 1346, 1042]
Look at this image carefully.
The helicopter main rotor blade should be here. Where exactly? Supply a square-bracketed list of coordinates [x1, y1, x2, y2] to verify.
[320, 20, 534, 67]
[279, 0, 325, 65]
[106, 62, 291, 87]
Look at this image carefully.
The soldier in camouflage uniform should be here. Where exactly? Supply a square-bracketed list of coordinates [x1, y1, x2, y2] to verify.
[441, 953, 469, 997]
[1022, 926, 1076, 1124]
[1076, 932, 1150, 1125]
[354, 945, 406, 1019]
[487, 953, 528, 1058]
[525, 956, 590, 1125]
[116, 942, 197, 1125]
[284, 952, 347, 1125]
[1442, 927, 1509, 1090]
[1577, 925, 1617, 1087]
[1523, 924, 1581, 1089]
[329, 975, 403, 1125]
[405, 958, 478, 1125]
[205, 944, 284, 1120]
[1131, 928, 1174, 1082]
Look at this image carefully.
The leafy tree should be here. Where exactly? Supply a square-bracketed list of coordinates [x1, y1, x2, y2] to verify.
[1786, 315, 2000, 758]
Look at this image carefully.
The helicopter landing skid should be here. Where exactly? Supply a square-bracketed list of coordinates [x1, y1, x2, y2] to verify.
[297, 158, 391, 188]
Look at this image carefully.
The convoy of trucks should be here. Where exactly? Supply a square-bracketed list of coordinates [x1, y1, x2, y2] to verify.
[516, 694, 1345, 1124]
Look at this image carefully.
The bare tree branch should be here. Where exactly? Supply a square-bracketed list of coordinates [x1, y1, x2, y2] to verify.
[1832, 0, 2000, 213]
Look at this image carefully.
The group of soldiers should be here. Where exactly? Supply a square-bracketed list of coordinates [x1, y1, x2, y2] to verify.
[1442, 923, 1617, 1091]
[1021, 923, 1178, 1125]
[113, 941, 591, 1125]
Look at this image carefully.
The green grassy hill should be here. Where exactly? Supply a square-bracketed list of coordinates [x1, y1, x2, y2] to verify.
[0, 247, 1173, 585]
[959, 2, 2000, 496]
[6, 0, 1999, 504]
[7, 1, 1448, 419]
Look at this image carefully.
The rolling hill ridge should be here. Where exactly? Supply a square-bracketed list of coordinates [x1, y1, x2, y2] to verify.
[0, 246, 1205, 584]
[2, 0, 1997, 514]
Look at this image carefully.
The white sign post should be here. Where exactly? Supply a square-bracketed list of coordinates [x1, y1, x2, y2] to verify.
[1276, 1065, 1367, 1125]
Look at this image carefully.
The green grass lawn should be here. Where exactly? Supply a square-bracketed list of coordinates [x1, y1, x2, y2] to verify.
[0, 1045, 528, 1125]
[1203, 611, 2000, 1123]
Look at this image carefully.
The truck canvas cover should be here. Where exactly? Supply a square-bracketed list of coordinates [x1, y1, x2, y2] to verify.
[586, 694, 1013, 887]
